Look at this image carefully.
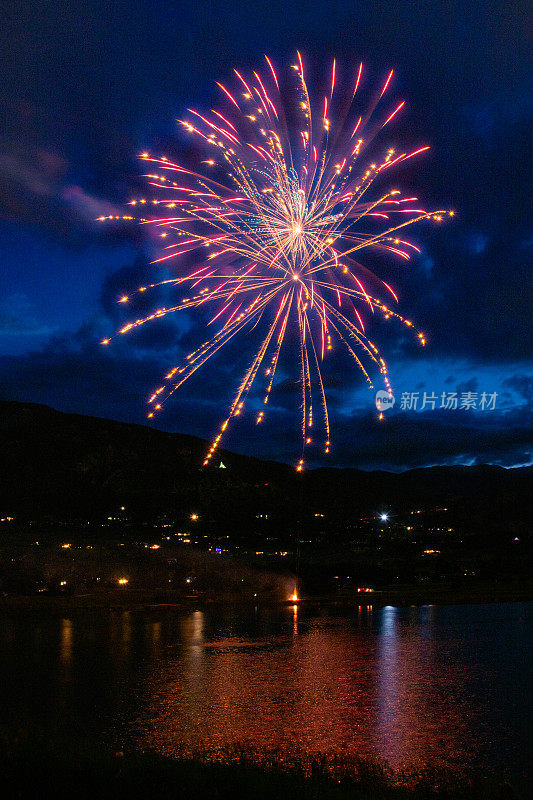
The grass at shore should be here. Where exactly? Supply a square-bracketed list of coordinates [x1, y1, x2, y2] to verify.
[0, 747, 527, 800]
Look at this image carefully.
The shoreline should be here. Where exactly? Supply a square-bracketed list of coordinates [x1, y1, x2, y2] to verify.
[1, 582, 532, 614]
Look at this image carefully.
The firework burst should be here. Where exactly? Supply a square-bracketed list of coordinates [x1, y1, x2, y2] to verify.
[101, 55, 452, 469]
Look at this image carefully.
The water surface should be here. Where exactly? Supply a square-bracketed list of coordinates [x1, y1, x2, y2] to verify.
[1, 603, 531, 775]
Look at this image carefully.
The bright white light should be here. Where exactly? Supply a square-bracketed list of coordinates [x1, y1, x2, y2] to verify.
[380, 513, 389, 522]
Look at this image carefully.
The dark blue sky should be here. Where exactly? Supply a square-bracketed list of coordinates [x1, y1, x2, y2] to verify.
[0, 0, 531, 469]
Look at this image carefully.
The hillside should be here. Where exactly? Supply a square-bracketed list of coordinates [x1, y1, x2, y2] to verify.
[0, 401, 530, 534]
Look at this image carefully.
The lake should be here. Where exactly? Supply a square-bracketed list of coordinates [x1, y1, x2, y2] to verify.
[1, 602, 531, 778]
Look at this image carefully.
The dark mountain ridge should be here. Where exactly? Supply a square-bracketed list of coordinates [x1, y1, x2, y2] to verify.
[0, 401, 530, 532]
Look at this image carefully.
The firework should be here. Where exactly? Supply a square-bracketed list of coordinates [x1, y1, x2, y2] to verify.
[101, 55, 452, 469]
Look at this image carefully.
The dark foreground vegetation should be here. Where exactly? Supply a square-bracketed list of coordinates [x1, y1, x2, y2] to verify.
[0, 746, 528, 800]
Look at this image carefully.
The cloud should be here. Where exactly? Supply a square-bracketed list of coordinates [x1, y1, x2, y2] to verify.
[0, 293, 55, 336]
[316, 408, 533, 471]
[60, 184, 122, 223]
[456, 377, 478, 395]
[0, 102, 125, 239]
[1, 319, 531, 471]
[502, 374, 533, 404]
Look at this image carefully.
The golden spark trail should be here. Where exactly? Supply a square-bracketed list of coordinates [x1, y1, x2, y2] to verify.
[102, 55, 452, 468]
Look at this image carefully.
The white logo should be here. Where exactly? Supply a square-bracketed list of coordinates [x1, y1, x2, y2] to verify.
[375, 390, 395, 411]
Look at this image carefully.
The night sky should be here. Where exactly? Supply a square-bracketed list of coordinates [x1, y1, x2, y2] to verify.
[1, 0, 531, 470]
